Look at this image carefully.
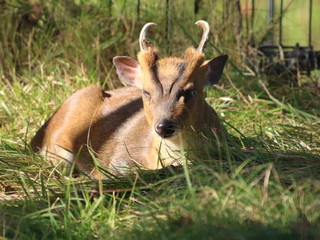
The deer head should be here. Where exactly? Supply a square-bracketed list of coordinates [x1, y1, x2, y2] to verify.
[113, 20, 228, 139]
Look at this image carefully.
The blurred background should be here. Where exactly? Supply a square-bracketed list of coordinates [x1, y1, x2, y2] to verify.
[0, 0, 319, 87]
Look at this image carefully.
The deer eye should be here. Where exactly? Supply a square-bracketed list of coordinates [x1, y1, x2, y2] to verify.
[143, 90, 151, 99]
[178, 89, 195, 103]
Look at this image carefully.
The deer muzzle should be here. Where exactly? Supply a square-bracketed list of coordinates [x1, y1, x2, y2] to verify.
[155, 120, 178, 138]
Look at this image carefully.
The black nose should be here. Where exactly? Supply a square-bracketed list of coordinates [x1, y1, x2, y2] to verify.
[155, 120, 178, 138]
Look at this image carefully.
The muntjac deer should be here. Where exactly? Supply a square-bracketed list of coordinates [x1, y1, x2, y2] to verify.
[31, 20, 228, 179]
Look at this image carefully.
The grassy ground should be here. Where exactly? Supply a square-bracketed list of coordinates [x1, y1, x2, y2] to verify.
[1, 0, 320, 239]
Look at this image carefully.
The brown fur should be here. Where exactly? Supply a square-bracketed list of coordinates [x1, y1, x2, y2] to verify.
[32, 46, 226, 179]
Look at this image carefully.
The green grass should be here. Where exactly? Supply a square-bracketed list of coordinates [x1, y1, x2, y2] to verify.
[1, 0, 320, 239]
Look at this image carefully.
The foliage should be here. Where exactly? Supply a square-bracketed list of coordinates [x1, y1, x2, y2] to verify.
[0, 0, 320, 239]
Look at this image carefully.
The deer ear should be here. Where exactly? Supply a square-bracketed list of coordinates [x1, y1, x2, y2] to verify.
[204, 55, 228, 86]
[113, 56, 142, 88]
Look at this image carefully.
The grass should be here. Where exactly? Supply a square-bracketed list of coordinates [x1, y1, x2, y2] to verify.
[1, 0, 320, 239]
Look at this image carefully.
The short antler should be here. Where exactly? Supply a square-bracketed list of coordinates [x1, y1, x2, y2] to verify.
[139, 22, 156, 52]
[195, 20, 210, 52]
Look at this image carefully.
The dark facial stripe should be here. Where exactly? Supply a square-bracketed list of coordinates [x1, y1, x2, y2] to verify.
[169, 62, 186, 94]
[151, 62, 163, 95]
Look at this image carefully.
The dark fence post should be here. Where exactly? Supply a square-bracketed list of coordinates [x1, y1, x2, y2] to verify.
[194, 0, 202, 15]
[309, 0, 313, 48]
[268, 0, 274, 45]
[108, 0, 112, 17]
[137, 0, 140, 20]
[165, 0, 171, 54]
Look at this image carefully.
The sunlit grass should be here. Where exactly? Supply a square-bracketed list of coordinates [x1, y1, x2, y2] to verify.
[1, 0, 320, 239]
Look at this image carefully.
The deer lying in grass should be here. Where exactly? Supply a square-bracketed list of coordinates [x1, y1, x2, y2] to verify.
[31, 20, 228, 179]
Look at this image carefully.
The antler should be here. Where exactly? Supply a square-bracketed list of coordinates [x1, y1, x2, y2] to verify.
[195, 20, 210, 52]
[139, 22, 157, 52]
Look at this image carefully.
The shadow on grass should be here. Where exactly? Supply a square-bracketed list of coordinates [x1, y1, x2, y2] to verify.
[232, 75, 320, 118]
[0, 200, 60, 239]
[1, 197, 319, 240]
[115, 214, 320, 240]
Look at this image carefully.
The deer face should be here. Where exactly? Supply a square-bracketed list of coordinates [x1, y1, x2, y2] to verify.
[113, 21, 228, 139]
